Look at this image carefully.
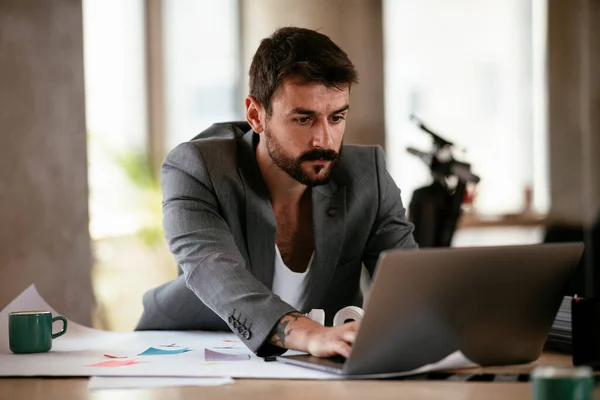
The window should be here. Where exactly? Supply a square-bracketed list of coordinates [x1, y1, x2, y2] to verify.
[383, 0, 549, 217]
[83, 0, 148, 239]
[163, 0, 242, 150]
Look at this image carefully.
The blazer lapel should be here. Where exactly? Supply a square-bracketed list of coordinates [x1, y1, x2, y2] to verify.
[238, 130, 276, 289]
[304, 181, 347, 312]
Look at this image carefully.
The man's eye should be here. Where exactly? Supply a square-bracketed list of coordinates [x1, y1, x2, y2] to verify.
[331, 115, 345, 123]
[297, 117, 310, 125]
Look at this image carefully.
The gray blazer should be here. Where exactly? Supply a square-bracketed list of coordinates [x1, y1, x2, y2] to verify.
[135, 121, 417, 355]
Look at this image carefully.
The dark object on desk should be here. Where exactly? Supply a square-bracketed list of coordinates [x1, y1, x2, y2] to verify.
[277, 243, 583, 377]
[572, 296, 600, 369]
[406, 115, 480, 247]
[544, 296, 573, 354]
[544, 216, 600, 297]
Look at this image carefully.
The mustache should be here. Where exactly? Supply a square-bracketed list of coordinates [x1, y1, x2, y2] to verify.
[299, 149, 339, 162]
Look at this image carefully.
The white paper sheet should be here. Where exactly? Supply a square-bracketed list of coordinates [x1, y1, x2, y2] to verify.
[88, 376, 234, 390]
[0, 284, 476, 379]
[0, 285, 336, 379]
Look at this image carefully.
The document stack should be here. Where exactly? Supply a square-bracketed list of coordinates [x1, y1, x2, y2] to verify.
[544, 296, 572, 353]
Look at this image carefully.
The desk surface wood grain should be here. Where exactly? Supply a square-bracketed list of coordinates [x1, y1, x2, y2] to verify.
[1, 353, 598, 400]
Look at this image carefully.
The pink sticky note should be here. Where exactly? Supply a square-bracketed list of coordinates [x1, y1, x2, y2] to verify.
[86, 359, 142, 368]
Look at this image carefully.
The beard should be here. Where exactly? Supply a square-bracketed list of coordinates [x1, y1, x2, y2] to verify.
[264, 125, 342, 186]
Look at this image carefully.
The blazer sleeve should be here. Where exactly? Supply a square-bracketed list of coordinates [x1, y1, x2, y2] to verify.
[161, 142, 295, 355]
[363, 146, 419, 276]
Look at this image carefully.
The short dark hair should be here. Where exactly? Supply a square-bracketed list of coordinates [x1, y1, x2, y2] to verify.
[249, 27, 359, 114]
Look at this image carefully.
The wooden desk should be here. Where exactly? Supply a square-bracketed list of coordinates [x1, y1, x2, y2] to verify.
[1, 353, 598, 400]
[454, 351, 575, 375]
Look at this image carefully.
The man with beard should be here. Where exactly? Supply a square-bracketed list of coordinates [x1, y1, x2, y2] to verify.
[136, 27, 417, 358]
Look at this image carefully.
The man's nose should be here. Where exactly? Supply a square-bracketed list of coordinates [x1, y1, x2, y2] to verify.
[312, 119, 333, 148]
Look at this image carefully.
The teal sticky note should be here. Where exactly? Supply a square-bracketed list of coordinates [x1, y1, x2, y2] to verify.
[138, 347, 190, 356]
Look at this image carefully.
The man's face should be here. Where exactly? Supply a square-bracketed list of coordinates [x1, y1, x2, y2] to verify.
[262, 78, 349, 186]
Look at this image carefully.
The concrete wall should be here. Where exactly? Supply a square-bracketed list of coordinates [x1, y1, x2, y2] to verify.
[0, 0, 93, 324]
[547, 0, 600, 226]
[240, 0, 385, 147]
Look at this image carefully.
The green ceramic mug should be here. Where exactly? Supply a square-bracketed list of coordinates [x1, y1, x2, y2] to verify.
[531, 366, 594, 400]
[9, 311, 68, 354]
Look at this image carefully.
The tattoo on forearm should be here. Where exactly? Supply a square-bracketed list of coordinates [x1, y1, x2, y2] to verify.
[269, 312, 304, 348]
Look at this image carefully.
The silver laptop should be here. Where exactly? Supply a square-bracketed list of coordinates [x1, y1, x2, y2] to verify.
[277, 243, 584, 376]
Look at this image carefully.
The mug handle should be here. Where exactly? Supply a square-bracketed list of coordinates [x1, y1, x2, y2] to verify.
[51, 316, 68, 339]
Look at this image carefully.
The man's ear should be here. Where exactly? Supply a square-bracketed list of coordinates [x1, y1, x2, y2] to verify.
[245, 96, 265, 133]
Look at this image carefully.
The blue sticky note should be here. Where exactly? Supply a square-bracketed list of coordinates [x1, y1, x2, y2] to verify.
[138, 347, 191, 356]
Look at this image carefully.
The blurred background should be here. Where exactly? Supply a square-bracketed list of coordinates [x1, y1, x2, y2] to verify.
[0, 0, 598, 331]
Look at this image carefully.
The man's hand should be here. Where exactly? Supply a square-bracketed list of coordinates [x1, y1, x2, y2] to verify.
[268, 312, 359, 358]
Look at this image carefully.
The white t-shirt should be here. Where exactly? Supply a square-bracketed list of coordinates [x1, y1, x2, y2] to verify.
[271, 246, 314, 310]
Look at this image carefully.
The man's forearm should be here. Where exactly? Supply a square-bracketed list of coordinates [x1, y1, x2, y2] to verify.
[268, 311, 359, 359]
[268, 311, 320, 351]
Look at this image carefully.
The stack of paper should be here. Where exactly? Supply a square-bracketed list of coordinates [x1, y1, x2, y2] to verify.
[544, 296, 572, 353]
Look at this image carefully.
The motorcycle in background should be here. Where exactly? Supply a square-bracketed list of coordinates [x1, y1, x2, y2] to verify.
[406, 115, 481, 247]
